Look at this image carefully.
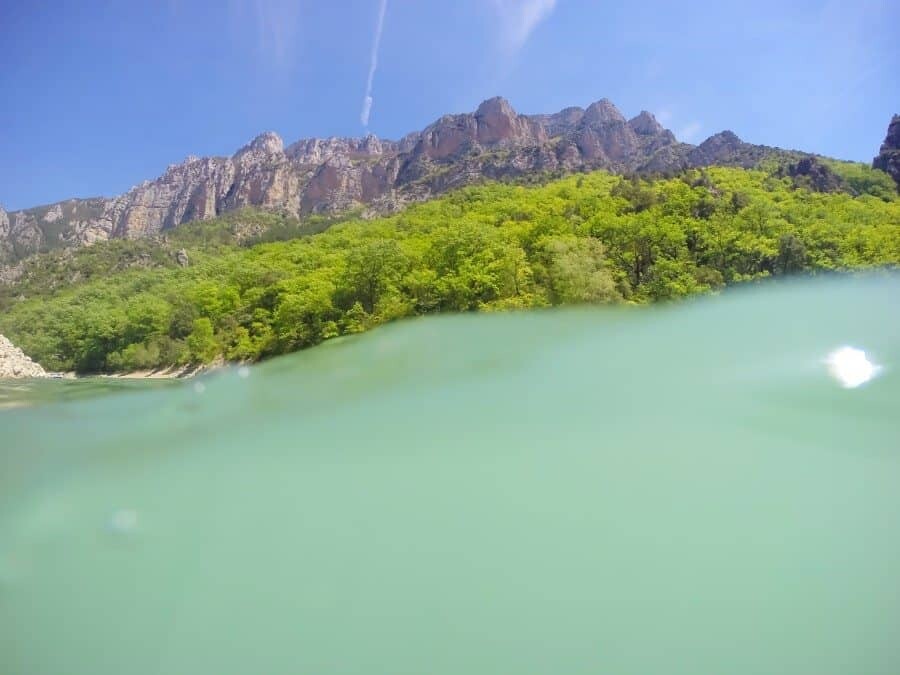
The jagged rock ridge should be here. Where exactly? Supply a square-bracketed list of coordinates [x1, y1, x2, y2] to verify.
[873, 114, 900, 190]
[0, 97, 806, 263]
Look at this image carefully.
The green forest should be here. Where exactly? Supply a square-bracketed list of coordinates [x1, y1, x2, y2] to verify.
[1, 164, 898, 373]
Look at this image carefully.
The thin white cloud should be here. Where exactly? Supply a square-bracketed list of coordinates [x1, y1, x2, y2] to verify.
[678, 121, 703, 142]
[229, 0, 303, 70]
[360, 0, 389, 128]
[491, 0, 558, 52]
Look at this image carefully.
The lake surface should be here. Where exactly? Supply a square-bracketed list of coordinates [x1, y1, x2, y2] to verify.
[0, 376, 178, 410]
[1, 276, 899, 674]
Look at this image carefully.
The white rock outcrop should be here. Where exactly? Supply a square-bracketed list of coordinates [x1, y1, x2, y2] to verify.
[0, 334, 47, 378]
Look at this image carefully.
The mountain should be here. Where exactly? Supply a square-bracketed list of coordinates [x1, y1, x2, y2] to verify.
[2, 165, 898, 373]
[1, 96, 809, 265]
[873, 114, 900, 190]
[4, 99, 896, 268]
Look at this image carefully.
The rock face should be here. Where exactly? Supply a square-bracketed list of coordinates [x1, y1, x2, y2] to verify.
[0, 334, 47, 378]
[873, 115, 900, 191]
[780, 157, 846, 193]
[0, 96, 795, 264]
[0, 206, 10, 263]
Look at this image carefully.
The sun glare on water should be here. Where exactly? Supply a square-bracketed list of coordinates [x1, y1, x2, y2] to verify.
[825, 346, 881, 388]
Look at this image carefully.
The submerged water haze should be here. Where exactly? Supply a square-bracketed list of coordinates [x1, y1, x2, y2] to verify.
[1, 276, 899, 674]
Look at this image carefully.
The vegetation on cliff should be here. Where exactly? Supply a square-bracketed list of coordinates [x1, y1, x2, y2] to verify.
[0, 164, 897, 373]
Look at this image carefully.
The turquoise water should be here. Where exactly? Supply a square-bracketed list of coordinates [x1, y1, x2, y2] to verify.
[1, 276, 899, 674]
[0, 377, 177, 411]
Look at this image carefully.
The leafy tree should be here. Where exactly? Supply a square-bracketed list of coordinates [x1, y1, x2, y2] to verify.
[542, 236, 621, 304]
[339, 239, 407, 313]
[775, 233, 807, 275]
[187, 317, 218, 363]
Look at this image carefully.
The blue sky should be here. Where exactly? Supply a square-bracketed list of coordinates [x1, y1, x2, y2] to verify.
[1, 0, 897, 211]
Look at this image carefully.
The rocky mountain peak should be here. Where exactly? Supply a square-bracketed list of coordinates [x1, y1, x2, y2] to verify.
[628, 111, 665, 136]
[583, 99, 626, 126]
[241, 131, 285, 156]
[474, 96, 537, 145]
[529, 107, 585, 137]
[570, 99, 638, 162]
[682, 130, 745, 165]
[410, 95, 547, 162]
[709, 130, 742, 145]
[696, 130, 742, 155]
[475, 96, 516, 119]
[0, 96, 826, 266]
[556, 106, 585, 120]
[880, 115, 900, 148]
[873, 114, 900, 190]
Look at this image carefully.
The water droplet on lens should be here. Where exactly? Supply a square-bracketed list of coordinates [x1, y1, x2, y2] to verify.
[108, 509, 138, 535]
[825, 346, 880, 388]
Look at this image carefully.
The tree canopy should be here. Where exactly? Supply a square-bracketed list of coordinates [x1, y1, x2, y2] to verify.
[1, 165, 897, 373]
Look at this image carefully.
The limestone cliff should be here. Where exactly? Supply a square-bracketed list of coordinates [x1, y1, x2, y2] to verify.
[873, 115, 900, 191]
[0, 96, 795, 264]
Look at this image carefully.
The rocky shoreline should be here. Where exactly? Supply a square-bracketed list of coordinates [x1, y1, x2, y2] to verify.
[0, 334, 48, 378]
[1, 334, 217, 380]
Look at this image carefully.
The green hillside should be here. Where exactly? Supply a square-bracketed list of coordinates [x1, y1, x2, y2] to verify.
[1, 164, 897, 373]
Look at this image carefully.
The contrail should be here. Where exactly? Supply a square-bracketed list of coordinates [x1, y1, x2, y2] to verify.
[360, 0, 388, 128]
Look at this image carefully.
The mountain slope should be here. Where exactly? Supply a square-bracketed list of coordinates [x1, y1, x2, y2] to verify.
[1, 166, 897, 374]
[1, 97, 809, 264]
